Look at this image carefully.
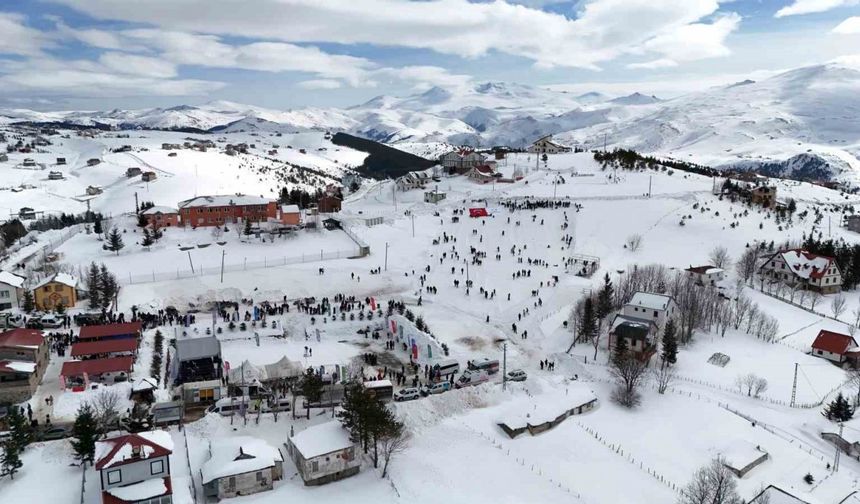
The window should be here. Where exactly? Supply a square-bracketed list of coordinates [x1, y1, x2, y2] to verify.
[0, 291, 9, 298]
[107, 469, 122, 484]
[150, 460, 164, 475]
[54, 285, 63, 292]
[312, 461, 319, 472]
[653, 310, 658, 317]
[228, 477, 235, 490]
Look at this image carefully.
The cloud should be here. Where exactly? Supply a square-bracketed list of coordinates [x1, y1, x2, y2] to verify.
[0, 12, 52, 56]
[640, 12, 740, 62]
[375, 66, 473, 90]
[297, 79, 343, 90]
[833, 16, 860, 34]
[627, 58, 678, 69]
[775, 0, 859, 17]
[98, 52, 178, 78]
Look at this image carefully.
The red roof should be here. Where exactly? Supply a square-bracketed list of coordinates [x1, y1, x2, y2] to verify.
[101, 479, 172, 504]
[78, 322, 142, 341]
[474, 165, 494, 174]
[96, 434, 173, 470]
[71, 338, 138, 358]
[0, 328, 44, 349]
[61, 356, 134, 377]
[811, 330, 857, 355]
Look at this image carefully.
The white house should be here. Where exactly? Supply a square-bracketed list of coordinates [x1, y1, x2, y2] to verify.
[527, 134, 572, 155]
[685, 265, 725, 287]
[810, 330, 858, 364]
[439, 149, 486, 174]
[395, 171, 430, 191]
[287, 421, 360, 486]
[0, 271, 25, 311]
[94, 431, 175, 504]
[759, 249, 842, 294]
[202, 436, 284, 500]
[621, 292, 676, 331]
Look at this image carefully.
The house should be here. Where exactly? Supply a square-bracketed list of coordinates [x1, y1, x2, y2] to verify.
[79, 322, 142, 342]
[56, 157, 66, 165]
[94, 431, 174, 504]
[170, 336, 222, 385]
[287, 421, 360, 486]
[750, 185, 777, 208]
[759, 249, 842, 294]
[466, 165, 497, 184]
[719, 440, 769, 477]
[278, 205, 301, 226]
[749, 485, 816, 504]
[87, 158, 101, 166]
[161, 143, 180, 150]
[142, 206, 180, 228]
[61, 356, 134, 388]
[33, 272, 77, 311]
[395, 171, 430, 191]
[22, 158, 36, 167]
[126, 167, 142, 178]
[71, 338, 138, 360]
[202, 436, 284, 500]
[424, 190, 446, 204]
[844, 214, 860, 233]
[180, 379, 224, 405]
[317, 195, 342, 214]
[439, 149, 487, 175]
[527, 134, 572, 155]
[48, 171, 64, 180]
[178, 195, 278, 228]
[685, 265, 725, 286]
[621, 292, 676, 331]
[18, 207, 36, 220]
[810, 330, 857, 364]
[141, 171, 157, 182]
[609, 316, 658, 356]
[0, 271, 26, 311]
[0, 329, 49, 403]
[87, 185, 104, 195]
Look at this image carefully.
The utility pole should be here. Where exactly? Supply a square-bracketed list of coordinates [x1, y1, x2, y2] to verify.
[187, 250, 195, 274]
[392, 183, 397, 212]
[834, 422, 844, 471]
[220, 250, 226, 283]
[411, 214, 415, 238]
[134, 191, 139, 213]
[502, 342, 507, 391]
[790, 362, 798, 408]
[466, 260, 470, 285]
[648, 176, 652, 197]
[384, 242, 389, 271]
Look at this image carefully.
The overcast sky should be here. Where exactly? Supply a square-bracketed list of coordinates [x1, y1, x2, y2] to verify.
[1, 0, 859, 110]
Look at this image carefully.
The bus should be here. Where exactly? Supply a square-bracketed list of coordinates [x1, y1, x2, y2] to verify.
[432, 359, 460, 380]
[467, 358, 500, 375]
[363, 379, 394, 403]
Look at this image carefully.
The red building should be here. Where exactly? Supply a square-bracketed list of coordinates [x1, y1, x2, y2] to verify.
[141, 206, 179, 228]
[317, 195, 342, 213]
[178, 195, 278, 228]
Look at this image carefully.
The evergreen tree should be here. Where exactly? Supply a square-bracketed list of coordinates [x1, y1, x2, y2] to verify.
[300, 368, 324, 419]
[70, 403, 98, 464]
[1, 439, 22, 479]
[87, 262, 101, 310]
[597, 273, 614, 321]
[243, 218, 252, 236]
[6, 407, 31, 452]
[106, 227, 124, 255]
[93, 215, 103, 235]
[578, 297, 596, 343]
[141, 228, 154, 247]
[340, 383, 371, 452]
[21, 290, 34, 313]
[54, 301, 65, 315]
[136, 212, 148, 228]
[612, 334, 629, 369]
[661, 318, 678, 367]
[98, 265, 118, 311]
[823, 392, 855, 422]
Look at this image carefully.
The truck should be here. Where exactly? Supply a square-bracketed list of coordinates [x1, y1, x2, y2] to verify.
[455, 369, 489, 389]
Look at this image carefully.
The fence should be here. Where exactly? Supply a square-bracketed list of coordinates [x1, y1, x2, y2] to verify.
[125, 247, 362, 285]
[2, 225, 81, 280]
[79, 463, 87, 504]
[183, 430, 198, 503]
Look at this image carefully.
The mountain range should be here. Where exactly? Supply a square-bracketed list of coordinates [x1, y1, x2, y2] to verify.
[2, 62, 860, 183]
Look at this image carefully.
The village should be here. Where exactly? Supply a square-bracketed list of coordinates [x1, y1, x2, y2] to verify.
[2, 124, 860, 504]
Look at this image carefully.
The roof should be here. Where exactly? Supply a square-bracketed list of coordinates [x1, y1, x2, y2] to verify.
[79, 322, 142, 341]
[178, 194, 274, 209]
[175, 336, 221, 361]
[611, 317, 653, 340]
[0, 270, 25, 288]
[290, 421, 355, 459]
[33, 272, 77, 290]
[627, 292, 674, 311]
[141, 206, 178, 215]
[132, 377, 158, 392]
[473, 165, 495, 174]
[201, 436, 283, 484]
[765, 249, 837, 280]
[719, 440, 767, 471]
[280, 204, 300, 213]
[811, 330, 857, 355]
[0, 361, 37, 374]
[61, 356, 134, 377]
[103, 477, 171, 504]
[95, 431, 174, 470]
[686, 265, 724, 275]
[0, 328, 44, 349]
[71, 338, 138, 357]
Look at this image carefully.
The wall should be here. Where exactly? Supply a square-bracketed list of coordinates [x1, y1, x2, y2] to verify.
[290, 443, 360, 486]
[215, 467, 274, 499]
[0, 284, 21, 310]
[100, 455, 170, 490]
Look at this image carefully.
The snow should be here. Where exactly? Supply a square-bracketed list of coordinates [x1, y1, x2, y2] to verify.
[139, 430, 175, 452]
[105, 478, 167, 502]
[719, 440, 767, 472]
[496, 382, 596, 430]
[774, 249, 834, 280]
[627, 292, 673, 310]
[2, 361, 37, 373]
[0, 270, 25, 288]
[33, 272, 77, 289]
[178, 194, 274, 208]
[289, 421, 354, 459]
[141, 205, 177, 214]
[201, 436, 283, 484]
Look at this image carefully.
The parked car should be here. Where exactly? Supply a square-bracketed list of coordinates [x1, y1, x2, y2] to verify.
[39, 314, 63, 328]
[421, 381, 451, 396]
[394, 388, 420, 402]
[38, 425, 71, 441]
[505, 369, 527, 382]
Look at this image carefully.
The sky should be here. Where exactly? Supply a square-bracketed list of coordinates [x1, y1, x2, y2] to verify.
[0, 0, 859, 110]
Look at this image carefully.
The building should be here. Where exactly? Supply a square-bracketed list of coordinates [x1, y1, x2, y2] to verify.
[71, 338, 138, 360]
[87, 185, 104, 195]
[94, 431, 174, 504]
[287, 421, 360, 486]
[845, 214, 860, 234]
[0, 271, 26, 310]
[439, 149, 486, 174]
[61, 356, 134, 388]
[395, 171, 430, 191]
[424, 190, 446, 204]
[0, 328, 49, 403]
[608, 316, 658, 356]
[56, 157, 66, 165]
[170, 336, 222, 385]
[79, 322, 142, 342]
[527, 134, 572, 154]
[810, 330, 857, 364]
[750, 185, 777, 208]
[317, 195, 342, 214]
[48, 171, 64, 180]
[87, 158, 101, 166]
[33, 272, 77, 311]
[759, 249, 842, 294]
[161, 143, 180, 150]
[466, 165, 497, 184]
[685, 265, 725, 286]
[202, 436, 284, 500]
[126, 167, 142, 178]
[142, 207, 180, 228]
[141, 171, 157, 182]
[278, 205, 301, 226]
[621, 292, 676, 331]
[178, 195, 278, 228]
[18, 207, 36, 220]
[719, 441, 769, 478]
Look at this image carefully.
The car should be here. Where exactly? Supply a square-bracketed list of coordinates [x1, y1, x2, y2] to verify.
[39, 314, 63, 328]
[506, 369, 527, 382]
[421, 381, 451, 396]
[393, 388, 421, 402]
[38, 425, 71, 441]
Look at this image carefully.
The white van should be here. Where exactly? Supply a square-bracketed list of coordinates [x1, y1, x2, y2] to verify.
[262, 396, 292, 413]
[207, 396, 253, 416]
[455, 369, 489, 389]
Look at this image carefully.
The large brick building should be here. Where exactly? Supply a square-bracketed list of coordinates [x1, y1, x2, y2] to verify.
[0, 329, 49, 403]
[178, 195, 278, 228]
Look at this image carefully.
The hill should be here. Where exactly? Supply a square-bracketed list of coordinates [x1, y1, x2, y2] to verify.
[331, 132, 435, 179]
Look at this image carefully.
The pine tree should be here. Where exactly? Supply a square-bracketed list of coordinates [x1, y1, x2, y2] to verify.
[578, 297, 596, 343]
[243, 218, 252, 236]
[106, 228, 124, 255]
[823, 392, 855, 422]
[87, 262, 101, 310]
[1, 439, 22, 479]
[136, 212, 148, 228]
[93, 216, 103, 235]
[21, 290, 34, 313]
[71, 404, 98, 464]
[7, 407, 31, 452]
[661, 318, 678, 367]
[54, 301, 65, 315]
[98, 265, 118, 311]
[597, 273, 614, 321]
[340, 382, 373, 452]
[141, 228, 154, 247]
[612, 333, 629, 369]
[300, 368, 324, 419]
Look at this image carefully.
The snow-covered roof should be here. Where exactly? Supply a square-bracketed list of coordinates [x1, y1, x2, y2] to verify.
[132, 377, 158, 392]
[201, 436, 283, 483]
[95, 431, 174, 470]
[290, 421, 354, 459]
[33, 272, 77, 289]
[610, 315, 655, 333]
[497, 385, 597, 431]
[627, 292, 673, 311]
[0, 361, 37, 374]
[280, 204, 300, 213]
[142, 206, 178, 215]
[0, 270, 25, 288]
[719, 440, 767, 471]
[768, 249, 836, 280]
[105, 477, 168, 502]
[686, 265, 724, 275]
[178, 194, 274, 209]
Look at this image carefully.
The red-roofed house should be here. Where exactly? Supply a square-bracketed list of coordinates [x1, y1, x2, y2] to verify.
[811, 330, 857, 364]
[466, 164, 497, 184]
[759, 249, 842, 294]
[71, 338, 138, 360]
[0, 328, 48, 403]
[95, 432, 174, 504]
[79, 322, 142, 342]
[61, 356, 134, 389]
[439, 148, 486, 175]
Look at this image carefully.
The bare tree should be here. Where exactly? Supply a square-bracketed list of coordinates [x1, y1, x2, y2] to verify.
[610, 351, 649, 408]
[832, 293, 847, 319]
[90, 388, 121, 434]
[709, 246, 731, 269]
[809, 291, 822, 311]
[379, 423, 411, 478]
[735, 248, 758, 285]
[625, 234, 643, 252]
[753, 377, 768, 398]
[677, 457, 742, 504]
[210, 225, 224, 241]
[654, 365, 675, 394]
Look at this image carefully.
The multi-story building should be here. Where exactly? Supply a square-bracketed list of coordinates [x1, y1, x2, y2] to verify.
[178, 195, 278, 228]
[759, 249, 842, 294]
